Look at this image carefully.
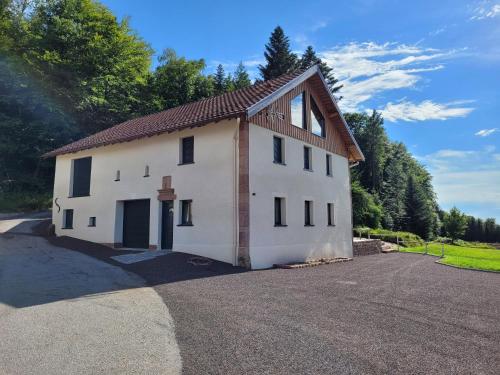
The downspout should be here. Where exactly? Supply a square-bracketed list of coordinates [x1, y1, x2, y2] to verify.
[232, 118, 241, 266]
[348, 159, 358, 254]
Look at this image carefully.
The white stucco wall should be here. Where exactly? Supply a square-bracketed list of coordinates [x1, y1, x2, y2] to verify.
[52, 119, 238, 264]
[248, 124, 353, 269]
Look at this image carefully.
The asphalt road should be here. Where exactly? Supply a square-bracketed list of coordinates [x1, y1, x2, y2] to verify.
[0, 219, 181, 375]
[148, 253, 499, 374]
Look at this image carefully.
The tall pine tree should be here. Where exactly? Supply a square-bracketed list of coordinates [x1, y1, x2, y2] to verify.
[405, 175, 433, 239]
[300, 45, 342, 94]
[259, 26, 297, 80]
[233, 62, 251, 89]
[214, 64, 226, 95]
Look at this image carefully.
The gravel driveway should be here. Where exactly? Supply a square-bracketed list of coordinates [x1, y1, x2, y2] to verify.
[0, 219, 181, 375]
[147, 252, 500, 374]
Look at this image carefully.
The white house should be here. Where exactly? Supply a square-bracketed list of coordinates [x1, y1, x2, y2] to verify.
[45, 66, 364, 269]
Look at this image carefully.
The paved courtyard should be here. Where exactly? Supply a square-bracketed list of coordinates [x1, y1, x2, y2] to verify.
[0, 219, 181, 375]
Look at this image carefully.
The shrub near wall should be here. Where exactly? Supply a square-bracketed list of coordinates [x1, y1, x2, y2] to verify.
[353, 227, 424, 247]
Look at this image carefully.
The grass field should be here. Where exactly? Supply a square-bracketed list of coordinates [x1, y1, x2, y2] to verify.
[401, 243, 500, 272]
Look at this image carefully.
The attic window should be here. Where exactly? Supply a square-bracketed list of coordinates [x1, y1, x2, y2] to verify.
[311, 96, 325, 137]
[291, 92, 306, 129]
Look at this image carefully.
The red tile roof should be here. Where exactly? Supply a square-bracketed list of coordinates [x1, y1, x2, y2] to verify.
[44, 70, 305, 157]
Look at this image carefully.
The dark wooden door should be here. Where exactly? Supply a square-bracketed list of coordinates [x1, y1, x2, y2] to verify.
[123, 199, 150, 248]
[161, 200, 174, 250]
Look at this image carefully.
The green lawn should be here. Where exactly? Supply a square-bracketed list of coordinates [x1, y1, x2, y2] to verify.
[401, 243, 500, 272]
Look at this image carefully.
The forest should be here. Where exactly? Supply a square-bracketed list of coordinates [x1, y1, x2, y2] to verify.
[1, 0, 499, 242]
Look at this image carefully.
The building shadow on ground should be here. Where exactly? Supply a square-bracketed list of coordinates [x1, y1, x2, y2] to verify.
[0, 219, 247, 308]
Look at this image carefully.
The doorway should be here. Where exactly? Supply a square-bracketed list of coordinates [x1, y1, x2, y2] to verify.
[123, 199, 150, 248]
[161, 200, 174, 250]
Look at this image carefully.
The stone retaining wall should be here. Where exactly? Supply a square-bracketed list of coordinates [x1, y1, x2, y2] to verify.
[353, 239, 382, 257]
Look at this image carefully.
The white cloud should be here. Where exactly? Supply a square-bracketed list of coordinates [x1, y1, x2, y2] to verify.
[419, 146, 500, 219]
[429, 27, 447, 37]
[310, 20, 328, 32]
[318, 42, 467, 114]
[470, 2, 500, 20]
[433, 149, 477, 158]
[475, 128, 498, 137]
[378, 100, 475, 122]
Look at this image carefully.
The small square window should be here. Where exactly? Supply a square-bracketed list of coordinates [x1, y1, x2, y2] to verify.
[179, 200, 193, 226]
[274, 197, 286, 226]
[304, 146, 312, 171]
[88, 217, 96, 227]
[327, 203, 335, 226]
[326, 154, 332, 176]
[180, 136, 194, 165]
[273, 136, 285, 164]
[304, 201, 314, 226]
[62, 209, 73, 229]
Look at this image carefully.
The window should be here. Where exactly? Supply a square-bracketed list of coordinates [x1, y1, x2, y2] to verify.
[88, 217, 96, 227]
[304, 146, 312, 170]
[311, 96, 325, 137]
[273, 136, 285, 164]
[144, 165, 150, 177]
[179, 200, 193, 226]
[180, 136, 194, 164]
[327, 203, 335, 226]
[62, 209, 73, 229]
[115, 170, 120, 181]
[291, 92, 306, 129]
[71, 157, 91, 197]
[326, 154, 332, 176]
[274, 197, 286, 226]
[304, 200, 314, 226]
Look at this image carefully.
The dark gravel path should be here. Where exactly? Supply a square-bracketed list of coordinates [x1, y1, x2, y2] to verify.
[154, 253, 499, 375]
[44, 230, 500, 374]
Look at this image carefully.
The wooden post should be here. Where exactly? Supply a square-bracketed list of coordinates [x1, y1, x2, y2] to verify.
[425, 243, 428, 255]
[441, 242, 444, 258]
[397, 235, 400, 252]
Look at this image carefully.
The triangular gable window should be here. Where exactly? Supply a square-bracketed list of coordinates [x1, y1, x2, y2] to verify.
[311, 96, 325, 137]
[291, 92, 306, 129]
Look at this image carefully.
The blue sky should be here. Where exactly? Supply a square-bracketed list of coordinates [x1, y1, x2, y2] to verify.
[102, 0, 500, 221]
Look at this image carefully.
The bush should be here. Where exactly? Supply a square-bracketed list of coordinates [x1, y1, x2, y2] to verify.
[0, 192, 52, 212]
[454, 239, 495, 249]
[353, 227, 424, 247]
